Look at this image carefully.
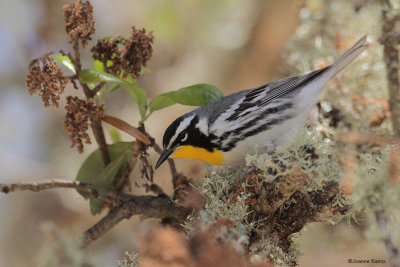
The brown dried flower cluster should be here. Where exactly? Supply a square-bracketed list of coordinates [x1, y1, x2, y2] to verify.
[63, 0, 95, 47]
[91, 37, 124, 75]
[91, 27, 154, 78]
[122, 27, 154, 78]
[64, 96, 105, 153]
[26, 55, 68, 107]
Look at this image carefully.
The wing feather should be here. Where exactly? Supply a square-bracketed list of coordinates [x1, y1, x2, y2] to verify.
[256, 67, 329, 106]
[223, 67, 329, 121]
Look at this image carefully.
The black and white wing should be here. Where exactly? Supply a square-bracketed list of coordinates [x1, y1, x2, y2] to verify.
[226, 67, 329, 120]
[205, 68, 328, 150]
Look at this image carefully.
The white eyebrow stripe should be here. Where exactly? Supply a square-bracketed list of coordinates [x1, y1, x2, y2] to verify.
[169, 114, 195, 149]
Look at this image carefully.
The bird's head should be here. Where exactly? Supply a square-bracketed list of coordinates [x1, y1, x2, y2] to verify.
[155, 113, 224, 169]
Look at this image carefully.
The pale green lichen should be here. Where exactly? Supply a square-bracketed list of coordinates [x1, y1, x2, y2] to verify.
[115, 1, 399, 266]
[182, 1, 400, 266]
[118, 251, 139, 267]
[184, 166, 252, 247]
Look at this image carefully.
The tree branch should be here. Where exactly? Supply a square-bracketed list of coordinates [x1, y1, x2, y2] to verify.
[377, 4, 400, 265]
[92, 82, 106, 96]
[254, 168, 309, 216]
[71, 42, 93, 98]
[375, 210, 400, 267]
[267, 181, 348, 253]
[90, 119, 111, 166]
[0, 178, 188, 248]
[77, 195, 188, 248]
[380, 1, 400, 136]
[0, 179, 131, 205]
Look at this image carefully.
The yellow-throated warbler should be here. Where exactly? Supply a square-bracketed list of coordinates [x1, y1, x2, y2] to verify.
[156, 36, 368, 168]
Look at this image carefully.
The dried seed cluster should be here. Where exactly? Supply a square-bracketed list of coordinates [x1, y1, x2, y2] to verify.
[122, 27, 154, 78]
[91, 27, 154, 78]
[91, 37, 124, 75]
[63, 0, 95, 47]
[64, 96, 105, 153]
[26, 55, 68, 107]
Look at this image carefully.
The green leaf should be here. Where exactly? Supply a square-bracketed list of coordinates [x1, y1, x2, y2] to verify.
[76, 142, 133, 187]
[89, 149, 132, 214]
[89, 195, 104, 215]
[148, 95, 176, 112]
[109, 83, 120, 92]
[109, 127, 122, 143]
[106, 59, 113, 68]
[149, 83, 223, 112]
[79, 69, 147, 113]
[93, 60, 104, 72]
[76, 142, 134, 214]
[90, 150, 132, 215]
[54, 55, 76, 74]
[93, 149, 132, 195]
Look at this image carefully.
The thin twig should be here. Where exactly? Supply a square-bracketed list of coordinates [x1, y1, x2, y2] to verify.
[92, 82, 106, 96]
[0, 178, 188, 248]
[0, 179, 90, 193]
[71, 42, 93, 98]
[90, 119, 111, 166]
[77, 195, 188, 248]
[0, 179, 131, 205]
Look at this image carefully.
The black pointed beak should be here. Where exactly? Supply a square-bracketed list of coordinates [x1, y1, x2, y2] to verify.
[155, 148, 174, 169]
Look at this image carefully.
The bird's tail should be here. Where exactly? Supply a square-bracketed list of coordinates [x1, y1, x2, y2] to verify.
[330, 35, 368, 76]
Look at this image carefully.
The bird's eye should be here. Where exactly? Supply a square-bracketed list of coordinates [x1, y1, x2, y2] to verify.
[181, 132, 188, 142]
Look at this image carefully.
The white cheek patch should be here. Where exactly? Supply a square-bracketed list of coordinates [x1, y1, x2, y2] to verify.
[196, 118, 209, 135]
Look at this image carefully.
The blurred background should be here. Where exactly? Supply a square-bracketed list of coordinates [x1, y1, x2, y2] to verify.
[0, 0, 396, 266]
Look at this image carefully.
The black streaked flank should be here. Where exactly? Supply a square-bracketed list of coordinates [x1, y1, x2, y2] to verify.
[221, 103, 293, 144]
[222, 115, 293, 152]
[226, 102, 257, 121]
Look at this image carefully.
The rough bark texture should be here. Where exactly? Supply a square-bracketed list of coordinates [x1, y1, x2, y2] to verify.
[380, 1, 400, 136]
[228, 167, 348, 266]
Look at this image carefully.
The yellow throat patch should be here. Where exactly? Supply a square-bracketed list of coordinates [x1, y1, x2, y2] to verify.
[171, 145, 225, 165]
